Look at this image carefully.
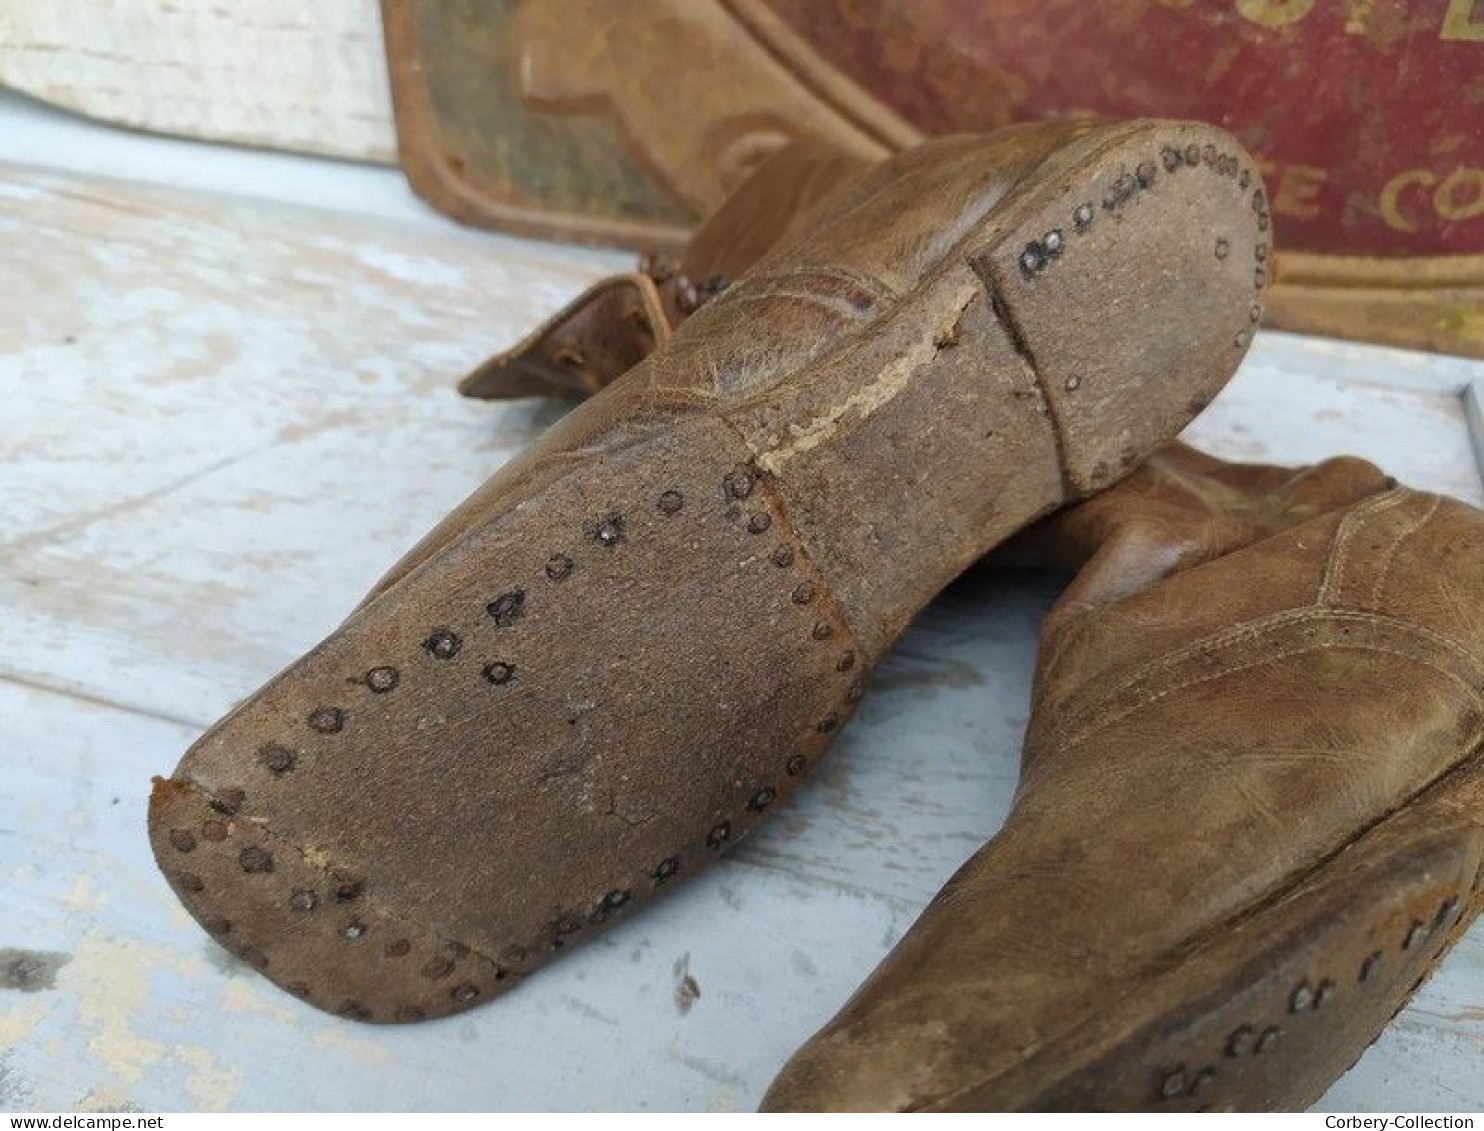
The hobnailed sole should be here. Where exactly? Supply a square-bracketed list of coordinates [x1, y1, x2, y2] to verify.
[149, 121, 1269, 1023]
[931, 744, 1484, 1112]
[968, 121, 1271, 495]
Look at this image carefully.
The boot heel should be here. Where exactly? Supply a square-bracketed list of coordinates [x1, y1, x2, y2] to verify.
[969, 122, 1269, 496]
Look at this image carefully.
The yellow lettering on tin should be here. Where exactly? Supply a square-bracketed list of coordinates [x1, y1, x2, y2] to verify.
[1379, 169, 1436, 233]
[1441, 0, 1484, 41]
[1274, 165, 1327, 219]
[1235, 0, 1316, 30]
[1344, 0, 1375, 35]
[1435, 167, 1484, 221]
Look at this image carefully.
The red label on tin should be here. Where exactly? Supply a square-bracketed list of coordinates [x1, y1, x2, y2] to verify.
[764, 0, 1484, 257]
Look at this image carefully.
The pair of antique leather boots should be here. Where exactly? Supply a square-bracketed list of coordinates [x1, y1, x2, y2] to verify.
[148, 120, 1484, 1111]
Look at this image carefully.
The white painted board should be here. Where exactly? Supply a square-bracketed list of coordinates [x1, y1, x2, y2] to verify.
[0, 0, 395, 163]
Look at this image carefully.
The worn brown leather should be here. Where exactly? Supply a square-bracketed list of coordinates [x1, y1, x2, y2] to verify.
[763, 444, 1484, 1111]
[148, 120, 1269, 1023]
[459, 139, 872, 402]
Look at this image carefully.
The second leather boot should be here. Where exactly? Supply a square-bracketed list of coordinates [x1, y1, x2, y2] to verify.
[763, 444, 1484, 1111]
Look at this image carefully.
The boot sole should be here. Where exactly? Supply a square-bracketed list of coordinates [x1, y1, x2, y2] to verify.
[149, 120, 1268, 1023]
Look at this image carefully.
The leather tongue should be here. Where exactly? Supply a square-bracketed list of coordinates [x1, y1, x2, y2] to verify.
[458, 273, 671, 400]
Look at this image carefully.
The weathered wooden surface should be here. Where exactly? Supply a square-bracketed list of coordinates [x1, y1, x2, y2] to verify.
[0, 134, 1481, 1112]
[0, 0, 395, 162]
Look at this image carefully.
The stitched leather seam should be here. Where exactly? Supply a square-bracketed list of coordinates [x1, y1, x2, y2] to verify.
[1042, 606, 1319, 744]
[1366, 492, 1441, 607]
[1316, 489, 1408, 606]
[1049, 608, 1484, 750]
[1047, 601, 1484, 742]
[1059, 631, 1484, 753]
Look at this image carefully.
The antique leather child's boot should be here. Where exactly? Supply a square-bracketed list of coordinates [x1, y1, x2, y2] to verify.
[150, 121, 1268, 1021]
[763, 444, 1484, 1111]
